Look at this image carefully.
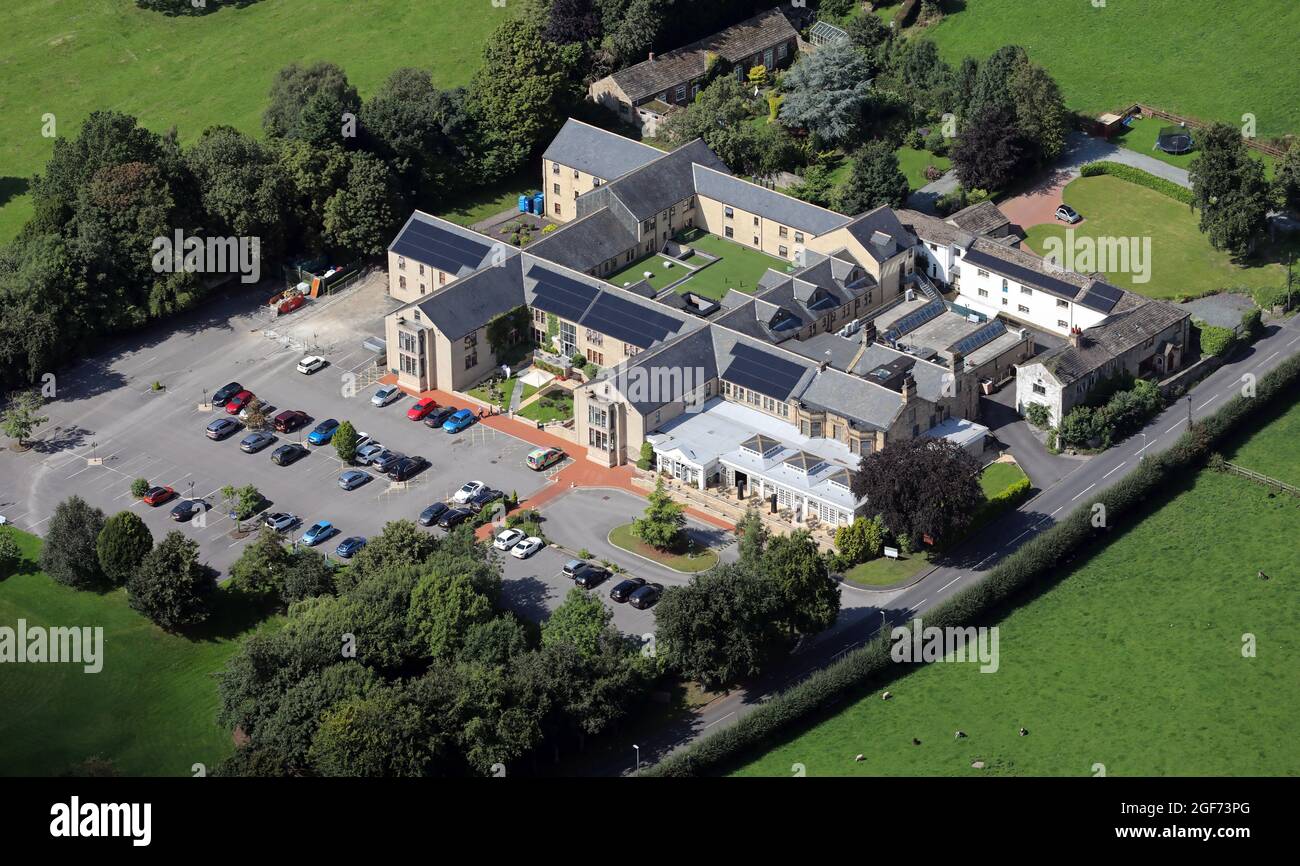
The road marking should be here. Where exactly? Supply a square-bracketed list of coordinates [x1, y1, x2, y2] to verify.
[1102, 461, 1126, 480]
[908, 598, 928, 613]
[1070, 482, 1096, 502]
[1006, 528, 1033, 547]
[937, 576, 962, 593]
[1165, 420, 1184, 434]
[1262, 351, 1279, 365]
[703, 711, 735, 729]
[1288, 334, 1300, 347]
[1196, 394, 1220, 411]
[1050, 507, 1062, 517]
[1136, 439, 1155, 454]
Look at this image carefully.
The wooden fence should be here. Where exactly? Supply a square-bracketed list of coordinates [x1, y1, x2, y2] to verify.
[1221, 461, 1300, 497]
[1111, 102, 1291, 158]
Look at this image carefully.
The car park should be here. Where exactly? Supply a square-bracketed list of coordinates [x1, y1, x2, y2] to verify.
[465, 487, 504, 509]
[423, 406, 457, 428]
[509, 536, 544, 559]
[493, 528, 526, 550]
[206, 417, 241, 440]
[307, 419, 340, 445]
[262, 512, 300, 532]
[142, 486, 175, 506]
[407, 397, 438, 420]
[301, 521, 336, 546]
[338, 469, 371, 491]
[442, 408, 475, 433]
[335, 536, 366, 558]
[212, 382, 242, 406]
[452, 481, 485, 504]
[296, 355, 327, 375]
[573, 565, 611, 589]
[387, 456, 428, 482]
[356, 442, 386, 464]
[418, 502, 450, 526]
[273, 410, 309, 433]
[437, 507, 475, 530]
[1055, 204, 1082, 224]
[225, 390, 254, 415]
[628, 583, 664, 610]
[526, 447, 565, 471]
[169, 498, 207, 522]
[372, 451, 405, 474]
[271, 443, 309, 466]
[371, 385, 400, 407]
[239, 430, 277, 453]
[609, 577, 647, 603]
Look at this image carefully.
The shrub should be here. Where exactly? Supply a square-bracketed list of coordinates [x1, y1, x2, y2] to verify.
[903, 128, 924, 150]
[0, 530, 21, 578]
[636, 441, 655, 471]
[1057, 378, 1163, 450]
[1079, 161, 1195, 205]
[1194, 321, 1237, 357]
[834, 515, 885, 565]
[96, 511, 154, 586]
[1025, 402, 1051, 429]
[130, 478, 151, 498]
[1240, 308, 1264, 344]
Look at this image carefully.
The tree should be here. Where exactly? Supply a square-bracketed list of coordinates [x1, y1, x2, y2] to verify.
[735, 502, 768, 565]
[636, 441, 655, 471]
[322, 151, 402, 258]
[263, 62, 361, 146]
[40, 496, 106, 589]
[360, 69, 471, 200]
[0, 529, 21, 578]
[764, 530, 839, 636]
[1189, 122, 1272, 256]
[967, 44, 1028, 119]
[130, 478, 151, 499]
[282, 549, 336, 605]
[545, 0, 602, 45]
[127, 531, 213, 630]
[220, 484, 263, 522]
[308, 685, 434, 777]
[241, 397, 270, 432]
[835, 515, 885, 565]
[184, 125, 292, 262]
[1007, 62, 1070, 165]
[96, 511, 154, 586]
[837, 141, 910, 213]
[1, 390, 50, 448]
[230, 527, 295, 599]
[542, 587, 612, 657]
[631, 476, 686, 550]
[844, 11, 892, 68]
[333, 420, 360, 463]
[407, 570, 495, 659]
[951, 103, 1032, 192]
[852, 437, 984, 547]
[339, 520, 440, 590]
[778, 39, 874, 146]
[1274, 142, 1300, 212]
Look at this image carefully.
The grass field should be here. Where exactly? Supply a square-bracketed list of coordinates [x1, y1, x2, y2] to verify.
[608, 231, 792, 300]
[1111, 116, 1277, 178]
[842, 550, 932, 588]
[518, 391, 573, 424]
[1023, 175, 1289, 301]
[979, 460, 1027, 497]
[608, 524, 720, 573]
[1225, 395, 1300, 487]
[1, 0, 510, 241]
[0, 530, 277, 777]
[734, 404, 1300, 777]
[927, 0, 1300, 140]
[895, 146, 952, 190]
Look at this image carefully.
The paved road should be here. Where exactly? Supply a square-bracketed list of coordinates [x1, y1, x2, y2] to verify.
[595, 314, 1300, 776]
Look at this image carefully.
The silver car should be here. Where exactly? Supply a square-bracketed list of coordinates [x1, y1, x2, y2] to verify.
[371, 385, 400, 407]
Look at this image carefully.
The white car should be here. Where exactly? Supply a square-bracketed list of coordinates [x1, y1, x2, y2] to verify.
[510, 536, 544, 559]
[371, 385, 400, 407]
[297, 355, 327, 375]
[493, 528, 526, 551]
[452, 480, 485, 504]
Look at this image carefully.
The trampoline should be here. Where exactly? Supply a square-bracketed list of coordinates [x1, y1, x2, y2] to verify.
[1156, 125, 1194, 155]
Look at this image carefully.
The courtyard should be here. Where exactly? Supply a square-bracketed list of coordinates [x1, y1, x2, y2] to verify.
[607, 230, 795, 300]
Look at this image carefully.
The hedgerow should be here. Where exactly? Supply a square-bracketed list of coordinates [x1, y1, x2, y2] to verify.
[1079, 161, 1195, 205]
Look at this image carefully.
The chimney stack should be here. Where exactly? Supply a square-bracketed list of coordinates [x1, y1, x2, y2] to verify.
[901, 373, 917, 404]
[649, 51, 656, 62]
[1068, 326, 1083, 349]
[860, 321, 878, 346]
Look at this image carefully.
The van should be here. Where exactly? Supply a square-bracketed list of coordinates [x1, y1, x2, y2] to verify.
[273, 410, 308, 433]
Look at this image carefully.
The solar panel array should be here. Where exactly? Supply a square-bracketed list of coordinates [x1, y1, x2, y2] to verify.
[950, 319, 1007, 357]
[584, 292, 683, 348]
[883, 300, 945, 344]
[390, 218, 492, 275]
[1077, 280, 1124, 314]
[528, 266, 600, 323]
[723, 342, 809, 401]
[963, 247, 1081, 301]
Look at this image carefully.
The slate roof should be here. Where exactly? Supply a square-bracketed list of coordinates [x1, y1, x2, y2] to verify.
[523, 208, 637, 274]
[597, 140, 730, 221]
[839, 206, 919, 263]
[692, 165, 852, 235]
[1035, 298, 1189, 385]
[407, 257, 525, 340]
[542, 118, 662, 180]
[897, 208, 976, 248]
[962, 236, 1132, 314]
[947, 200, 1011, 236]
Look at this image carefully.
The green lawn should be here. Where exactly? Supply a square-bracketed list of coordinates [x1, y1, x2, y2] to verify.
[519, 391, 574, 424]
[895, 146, 951, 190]
[927, 0, 1300, 139]
[607, 256, 696, 294]
[608, 524, 720, 573]
[979, 461, 1027, 498]
[469, 376, 536, 410]
[842, 550, 932, 588]
[736, 456, 1300, 776]
[435, 168, 539, 229]
[674, 230, 794, 299]
[0, 530, 277, 776]
[1, 0, 510, 242]
[1111, 116, 1276, 177]
[1022, 175, 1289, 301]
[1225, 396, 1300, 487]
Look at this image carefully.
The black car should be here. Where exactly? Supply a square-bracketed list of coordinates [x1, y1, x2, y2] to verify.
[465, 487, 505, 509]
[169, 499, 207, 522]
[418, 502, 449, 527]
[212, 382, 242, 406]
[205, 417, 241, 440]
[628, 583, 664, 610]
[239, 430, 277, 453]
[573, 565, 611, 589]
[387, 455, 429, 482]
[437, 507, 475, 530]
[423, 406, 458, 429]
[609, 577, 647, 603]
[271, 443, 309, 466]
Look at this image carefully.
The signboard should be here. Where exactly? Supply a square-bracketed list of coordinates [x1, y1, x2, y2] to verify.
[883, 546, 900, 560]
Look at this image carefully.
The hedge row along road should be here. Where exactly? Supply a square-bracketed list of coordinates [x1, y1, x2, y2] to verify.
[590, 314, 1300, 777]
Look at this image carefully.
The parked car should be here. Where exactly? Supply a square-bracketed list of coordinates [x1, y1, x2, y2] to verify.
[355, 433, 378, 451]
[562, 559, 588, 579]
[335, 536, 367, 558]
[142, 486, 175, 507]
[628, 582, 665, 609]
[573, 565, 611, 589]
[301, 521, 336, 546]
[452, 480, 485, 504]
[437, 507, 475, 530]
[356, 442, 386, 464]
[442, 408, 476, 433]
[297, 355, 327, 375]
[510, 536, 544, 559]
[372, 451, 405, 473]
[239, 430, 277, 453]
[1055, 204, 1082, 224]
[418, 502, 450, 527]
[407, 397, 438, 420]
[338, 470, 371, 491]
[307, 419, 340, 445]
[169, 498, 207, 522]
[423, 406, 458, 428]
[271, 443, 309, 466]
[493, 528, 526, 551]
[262, 512, 300, 532]
[387, 456, 428, 482]
[371, 385, 400, 407]
[465, 487, 504, 509]
[609, 577, 647, 603]
[206, 417, 241, 440]
[273, 410, 309, 433]
[212, 382, 242, 406]
[527, 446, 565, 471]
[225, 390, 254, 415]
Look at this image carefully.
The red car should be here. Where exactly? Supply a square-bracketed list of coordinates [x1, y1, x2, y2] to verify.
[142, 485, 175, 506]
[225, 390, 254, 415]
[277, 294, 306, 315]
[407, 397, 438, 421]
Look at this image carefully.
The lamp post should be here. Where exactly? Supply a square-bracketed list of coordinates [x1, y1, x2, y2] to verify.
[633, 744, 640, 773]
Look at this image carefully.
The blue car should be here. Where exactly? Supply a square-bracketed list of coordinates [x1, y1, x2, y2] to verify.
[301, 520, 336, 546]
[335, 536, 366, 558]
[307, 418, 340, 445]
[442, 408, 476, 433]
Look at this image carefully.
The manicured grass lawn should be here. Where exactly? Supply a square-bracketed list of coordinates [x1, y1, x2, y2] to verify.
[735, 460, 1300, 776]
[979, 461, 1028, 498]
[607, 256, 697, 294]
[927, 0, 1300, 139]
[435, 168, 540, 229]
[1225, 395, 1300, 487]
[608, 524, 720, 573]
[519, 391, 574, 423]
[469, 377, 536, 410]
[1111, 116, 1275, 177]
[842, 550, 932, 588]
[0, 530, 278, 776]
[672, 231, 795, 299]
[1022, 175, 1288, 301]
[0, 0, 510, 242]
[895, 146, 951, 191]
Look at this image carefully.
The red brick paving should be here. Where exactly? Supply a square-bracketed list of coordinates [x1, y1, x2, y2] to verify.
[995, 166, 1077, 232]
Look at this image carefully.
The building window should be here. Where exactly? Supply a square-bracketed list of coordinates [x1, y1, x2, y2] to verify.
[551, 163, 560, 175]
[398, 256, 406, 270]
[1002, 298, 1009, 306]
[625, 343, 639, 356]
[593, 178, 602, 187]
[778, 245, 788, 257]
[589, 428, 609, 451]
[573, 169, 580, 179]
[586, 348, 604, 365]
[976, 268, 989, 278]
[464, 351, 478, 370]
[1032, 384, 1046, 396]
[1021, 286, 1032, 296]
[795, 231, 804, 244]
[753, 236, 759, 246]
[438, 271, 446, 285]
[675, 85, 686, 101]
[753, 216, 759, 227]
[398, 275, 407, 290]
[418, 263, 425, 276]
[585, 329, 603, 346]
[725, 226, 734, 239]
[724, 206, 734, 219]
[1057, 319, 1068, 328]
[977, 288, 988, 298]
[553, 183, 560, 195]
[420, 283, 427, 295]
[1002, 279, 1009, 291]
[464, 332, 477, 348]
[554, 203, 561, 215]
[1018, 304, 1031, 314]
[777, 43, 787, 60]
[778, 226, 788, 239]
[1057, 299, 1069, 308]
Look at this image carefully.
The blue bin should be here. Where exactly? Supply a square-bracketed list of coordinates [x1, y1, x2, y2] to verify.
[518, 195, 528, 213]
[533, 192, 545, 214]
